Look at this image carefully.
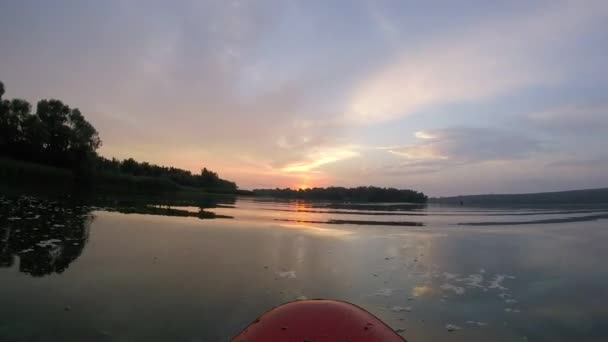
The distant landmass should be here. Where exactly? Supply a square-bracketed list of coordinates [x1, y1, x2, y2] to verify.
[253, 186, 428, 203]
[430, 188, 608, 205]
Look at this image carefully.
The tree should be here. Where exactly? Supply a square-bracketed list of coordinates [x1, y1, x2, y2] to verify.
[20, 114, 47, 160]
[0, 97, 30, 157]
[0, 85, 8, 153]
[69, 109, 101, 151]
[0, 81, 102, 170]
[0, 80, 238, 192]
[200, 167, 219, 185]
[252, 186, 428, 203]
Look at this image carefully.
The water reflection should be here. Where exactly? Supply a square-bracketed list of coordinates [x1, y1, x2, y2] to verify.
[275, 218, 424, 226]
[2, 194, 608, 341]
[0, 196, 92, 277]
[314, 202, 427, 211]
[92, 194, 237, 220]
[104, 204, 233, 219]
[0, 194, 235, 277]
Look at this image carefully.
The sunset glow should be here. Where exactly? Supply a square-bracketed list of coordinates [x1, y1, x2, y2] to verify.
[1, 1, 607, 196]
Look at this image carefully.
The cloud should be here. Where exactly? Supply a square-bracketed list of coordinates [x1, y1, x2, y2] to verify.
[387, 127, 542, 172]
[280, 146, 360, 173]
[346, 1, 608, 124]
[2, 1, 607, 193]
[527, 104, 608, 134]
[547, 158, 608, 168]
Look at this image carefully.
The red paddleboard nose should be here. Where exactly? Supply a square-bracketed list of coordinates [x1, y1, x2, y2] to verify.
[233, 299, 406, 341]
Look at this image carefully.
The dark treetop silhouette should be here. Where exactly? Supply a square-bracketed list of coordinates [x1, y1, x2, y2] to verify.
[0, 81, 237, 193]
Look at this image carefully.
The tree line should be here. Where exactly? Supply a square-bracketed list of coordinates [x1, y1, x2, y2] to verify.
[430, 188, 608, 206]
[253, 186, 428, 203]
[0, 81, 237, 192]
[96, 157, 236, 191]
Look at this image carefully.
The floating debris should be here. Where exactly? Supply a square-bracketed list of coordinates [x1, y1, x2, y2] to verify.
[442, 272, 459, 280]
[466, 321, 487, 327]
[489, 274, 515, 291]
[296, 296, 308, 301]
[446, 324, 461, 332]
[440, 283, 465, 295]
[372, 288, 394, 297]
[37, 239, 62, 248]
[462, 274, 484, 288]
[390, 306, 412, 312]
[276, 271, 297, 279]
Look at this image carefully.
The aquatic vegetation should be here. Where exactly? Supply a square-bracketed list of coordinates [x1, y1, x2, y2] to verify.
[276, 271, 297, 279]
[440, 283, 465, 295]
[445, 324, 461, 332]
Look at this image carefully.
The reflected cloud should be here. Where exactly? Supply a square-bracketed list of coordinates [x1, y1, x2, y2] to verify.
[276, 218, 424, 227]
[412, 285, 437, 298]
[277, 223, 353, 237]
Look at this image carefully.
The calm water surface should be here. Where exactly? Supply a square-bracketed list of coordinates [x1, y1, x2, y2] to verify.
[1, 194, 607, 341]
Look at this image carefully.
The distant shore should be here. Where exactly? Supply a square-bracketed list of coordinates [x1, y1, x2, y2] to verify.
[253, 186, 428, 203]
[430, 188, 608, 206]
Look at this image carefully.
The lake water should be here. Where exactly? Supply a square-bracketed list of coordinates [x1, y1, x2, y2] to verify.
[1, 194, 607, 341]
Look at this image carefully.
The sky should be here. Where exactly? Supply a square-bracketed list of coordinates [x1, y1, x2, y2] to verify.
[1, 0, 607, 196]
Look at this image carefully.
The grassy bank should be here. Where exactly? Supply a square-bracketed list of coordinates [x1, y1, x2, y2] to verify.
[0, 158, 74, 190]
[0, 158, 240, 196]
